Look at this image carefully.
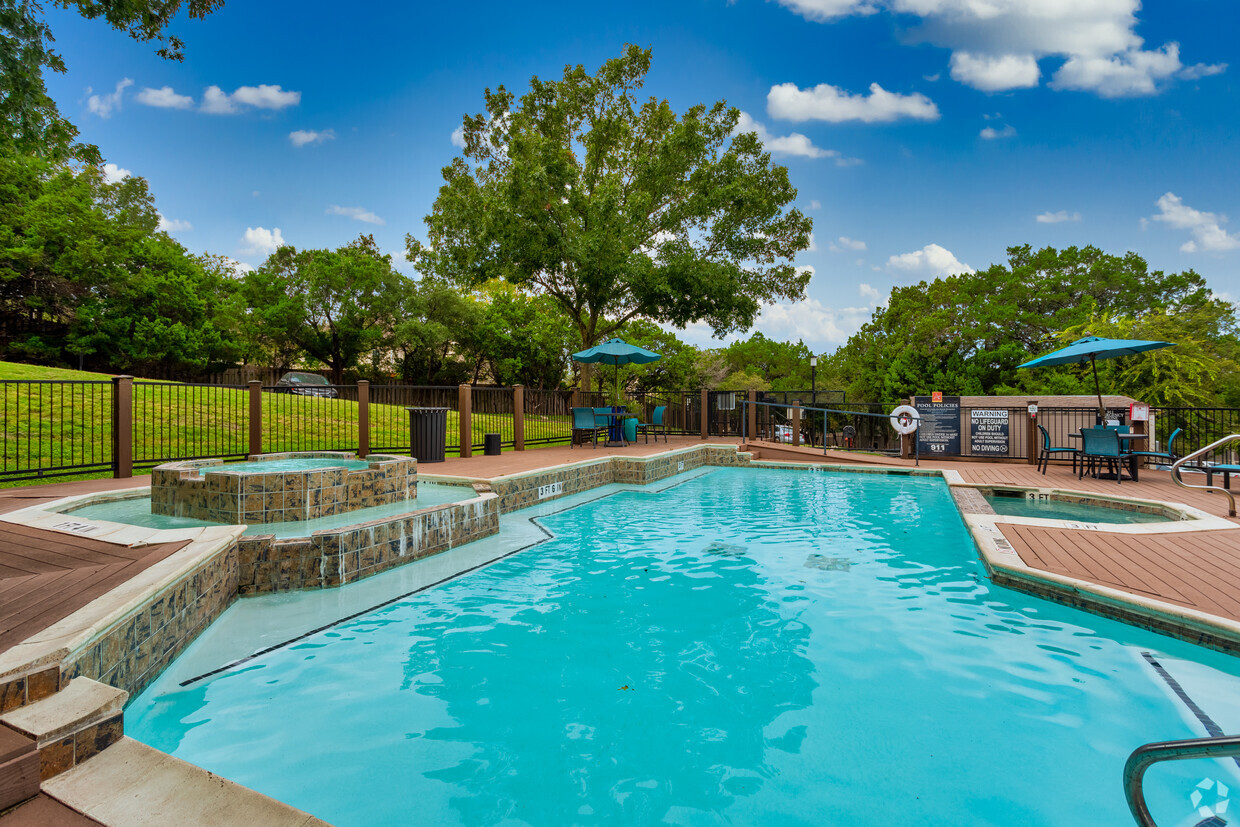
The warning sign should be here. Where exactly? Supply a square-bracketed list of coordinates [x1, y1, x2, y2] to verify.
[969, 409, 1010, 455]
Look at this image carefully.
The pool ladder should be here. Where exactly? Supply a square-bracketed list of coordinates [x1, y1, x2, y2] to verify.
[1171, 434, 1240, 517]
[1124, 735, 1240, 825]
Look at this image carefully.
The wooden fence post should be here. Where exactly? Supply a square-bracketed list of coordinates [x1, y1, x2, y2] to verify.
[792, 401, 801, 447]
[1027, 401, 1039, 465]
[513, 385, 525, 451]
[111, 376, 133, 478]
[459, 384, 472, 458]
[747, 389, 757, 442]
[357, 380, 370, 458]
[248, 381, 262, 458]
[700, 389, 708, 440]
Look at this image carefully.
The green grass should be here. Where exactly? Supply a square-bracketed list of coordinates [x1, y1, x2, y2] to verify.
[0, 361, 577, 487]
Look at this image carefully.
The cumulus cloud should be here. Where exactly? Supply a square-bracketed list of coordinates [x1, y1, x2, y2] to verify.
[239, 226, 286, 258]
[859, 283, 887, 307]
[102, 163, 130, 184]
[767, 81, 939, 123]
[886, 243, 974, 277]
[87, 78, 133, 118]
[775, 0, 1224, 98]
[157, 215, 192, 233]
[809, 200, 822, 209]
[289, 129, 335, 147]
[1037, 210, 1081, 223]
[1151, 192, 1240, 253]
[734, 111, 856, 162]
[451, 126, 466, 148]
[950, 53, 1039, 92]
[326, 205, 385, 225]
[136, 86, 194, 109]
[202, 84, 300, 114]
[830, 236, 867, 252]
[979, 124, 1016, 139]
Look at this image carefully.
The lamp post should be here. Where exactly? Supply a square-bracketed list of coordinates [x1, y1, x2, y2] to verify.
[810, 356, 818, 447]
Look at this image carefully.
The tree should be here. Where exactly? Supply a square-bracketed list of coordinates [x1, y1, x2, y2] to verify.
[410, 45, 812, 386]
[470, 280, 575, 388]
[720, 332, 815, 390]
[390, 278, 480, 385]
[243, 235, 409, 384]
[2, 0, 221, 162]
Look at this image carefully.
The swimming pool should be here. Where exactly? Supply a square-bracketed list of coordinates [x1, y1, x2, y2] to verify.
[983, 491, 1174, 524]
[126, 467, 1240, 825]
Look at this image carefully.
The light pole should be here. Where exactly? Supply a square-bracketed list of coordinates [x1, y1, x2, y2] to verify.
[810, 356, 818, 447]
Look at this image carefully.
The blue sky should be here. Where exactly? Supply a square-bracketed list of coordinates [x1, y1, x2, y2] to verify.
[43, 0, 1238, 352]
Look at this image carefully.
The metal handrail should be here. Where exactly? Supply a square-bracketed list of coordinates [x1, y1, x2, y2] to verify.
[1124, 734, 1240, 826]
[1170, 434, 1240, 517]
[739, 399, 921, 466]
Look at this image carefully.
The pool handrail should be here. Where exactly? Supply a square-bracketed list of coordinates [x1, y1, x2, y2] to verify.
[1170, 434, 1240, 517]
[1123, 734, 1240, 826]
[739, 399, 920, 466]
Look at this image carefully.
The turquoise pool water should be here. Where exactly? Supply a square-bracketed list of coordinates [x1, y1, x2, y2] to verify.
[126, 468, 1240, 825]
[197, 458, 373, 475]
[64, 483, 475, 538]
[984, 493, 1172, 524]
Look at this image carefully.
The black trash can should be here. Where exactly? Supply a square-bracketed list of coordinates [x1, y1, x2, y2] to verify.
[407, 407, 448, 462]
[484, 433, 502, 456]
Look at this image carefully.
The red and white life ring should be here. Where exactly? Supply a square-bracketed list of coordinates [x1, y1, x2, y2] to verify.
[889, 405, 920, 435]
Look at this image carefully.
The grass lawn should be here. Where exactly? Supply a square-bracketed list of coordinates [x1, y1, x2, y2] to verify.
[1, 361, 576, 487]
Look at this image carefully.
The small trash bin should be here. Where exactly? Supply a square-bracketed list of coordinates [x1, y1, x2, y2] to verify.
[484, 433, 502, 456]
[407, 407, 448, 463]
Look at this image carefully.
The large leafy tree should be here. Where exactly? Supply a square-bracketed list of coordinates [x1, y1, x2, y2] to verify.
[828, 244, 1231, 403]
[470, 280, 575, 389]
[389, 278, 480, 385]
[410, 45, 813, 382]
[243, 235, 409, 384]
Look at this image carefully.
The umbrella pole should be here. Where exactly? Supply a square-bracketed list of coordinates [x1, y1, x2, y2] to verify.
[1091, 355, 1105, 422]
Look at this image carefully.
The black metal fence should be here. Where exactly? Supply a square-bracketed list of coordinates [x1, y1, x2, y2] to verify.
[1, 380, 115, 481]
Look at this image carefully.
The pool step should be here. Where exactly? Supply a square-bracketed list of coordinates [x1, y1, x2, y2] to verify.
[0, 678, 125, 782]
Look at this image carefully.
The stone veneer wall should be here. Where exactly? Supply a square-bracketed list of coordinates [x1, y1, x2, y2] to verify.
[56, 543, 239, 699]
[151, 452, 416, 524]
[237, 495, 500, 595]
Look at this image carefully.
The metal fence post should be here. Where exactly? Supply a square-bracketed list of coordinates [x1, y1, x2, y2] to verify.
[357, 380, 370, 458]
[792, 401, 801, 447]
[248, 381, 262, 458]
[700, 389, 708, 440]
[513, 385, 525, 451]
[111, 376, 133, 478]
[459, 384, 472, 458]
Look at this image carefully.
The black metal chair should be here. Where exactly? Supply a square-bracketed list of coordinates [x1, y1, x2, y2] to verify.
[1037, 424, 1078, 475]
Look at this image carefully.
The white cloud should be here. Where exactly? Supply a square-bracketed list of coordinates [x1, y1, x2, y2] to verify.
[754, 297, 876, 347]
[1050, 43, 1184, 98]
[87, 78, 133, 118]
[979, 124, 1016, 139]
[775, 0, 877, 22]
[767, 81, 939, 124]
[289, 129, 335, 147]
[886, 243, 974, 277]
[734, 111, 858, 164]
[239, 226, 286, 258]
[230, 260, 255, 276]
[136, 86, 194, 109]
[1180, 62, 1228, 81]
[202, 84, 300, 115]
[806, 233, 818, 252]
[102, 163, 130, 184]
[950, 52, 1039, 92]
[809, 200, 822, 210]
[859, 283, 887, 307]
[451, 126, 466, 148]
[157, 215, 192, 232]
[830, 236, 867, 252]
[1036, 210, 1081, 223]
[326, 205, 385, 226]
[1151, 192, 1240, 253]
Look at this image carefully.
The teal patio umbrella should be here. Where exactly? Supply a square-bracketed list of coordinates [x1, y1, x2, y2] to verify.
[1018, 335, 1174, 419]
[572, 338, 662, 402]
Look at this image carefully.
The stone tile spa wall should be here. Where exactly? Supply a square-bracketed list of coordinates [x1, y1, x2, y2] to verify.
[237, 494, 500, 595]
[151, 453, 417, 525]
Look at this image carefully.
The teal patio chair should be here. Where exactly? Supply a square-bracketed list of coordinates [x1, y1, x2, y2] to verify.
[1036, 424, 1077, 475]
[571, 407, 599, 449]
[1079, 427, 1129, 484]
[637, 405, 668, 443]
[1126, 427, 1183, 468]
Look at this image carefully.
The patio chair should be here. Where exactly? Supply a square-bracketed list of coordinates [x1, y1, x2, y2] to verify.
[1126, 427, 1183, 468]
[571, 407, 599, 449]
[1036, 424, 1077, 475]
[1079, 427, 1129, 484]
[637, 405, 668, 443]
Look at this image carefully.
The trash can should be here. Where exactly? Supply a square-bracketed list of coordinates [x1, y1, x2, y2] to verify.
[484, 433, 502, 456]
[407, 407, 448, 463]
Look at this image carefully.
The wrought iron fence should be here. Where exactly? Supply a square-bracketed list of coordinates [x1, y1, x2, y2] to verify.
[368, 385, 459, 454]
[132, 382, 249, 470]
[260, 385, 360, 454]
[523, 388, 575, 446]
[0, 380, 114, 481]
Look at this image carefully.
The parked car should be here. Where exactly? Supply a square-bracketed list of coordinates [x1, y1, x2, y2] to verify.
[274, 371, 337, 398]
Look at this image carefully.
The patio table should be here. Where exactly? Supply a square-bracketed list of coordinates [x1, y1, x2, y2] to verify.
[1069, 432, 1148, 481]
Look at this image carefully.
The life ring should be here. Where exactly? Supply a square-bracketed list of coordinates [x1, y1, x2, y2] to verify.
[890, 405, 920, 435]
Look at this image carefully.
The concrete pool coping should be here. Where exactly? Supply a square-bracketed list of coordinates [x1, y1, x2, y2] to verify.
[5, 442, 1240, 823]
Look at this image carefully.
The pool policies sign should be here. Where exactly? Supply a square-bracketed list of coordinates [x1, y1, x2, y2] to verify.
[913, 394, 961, 456]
